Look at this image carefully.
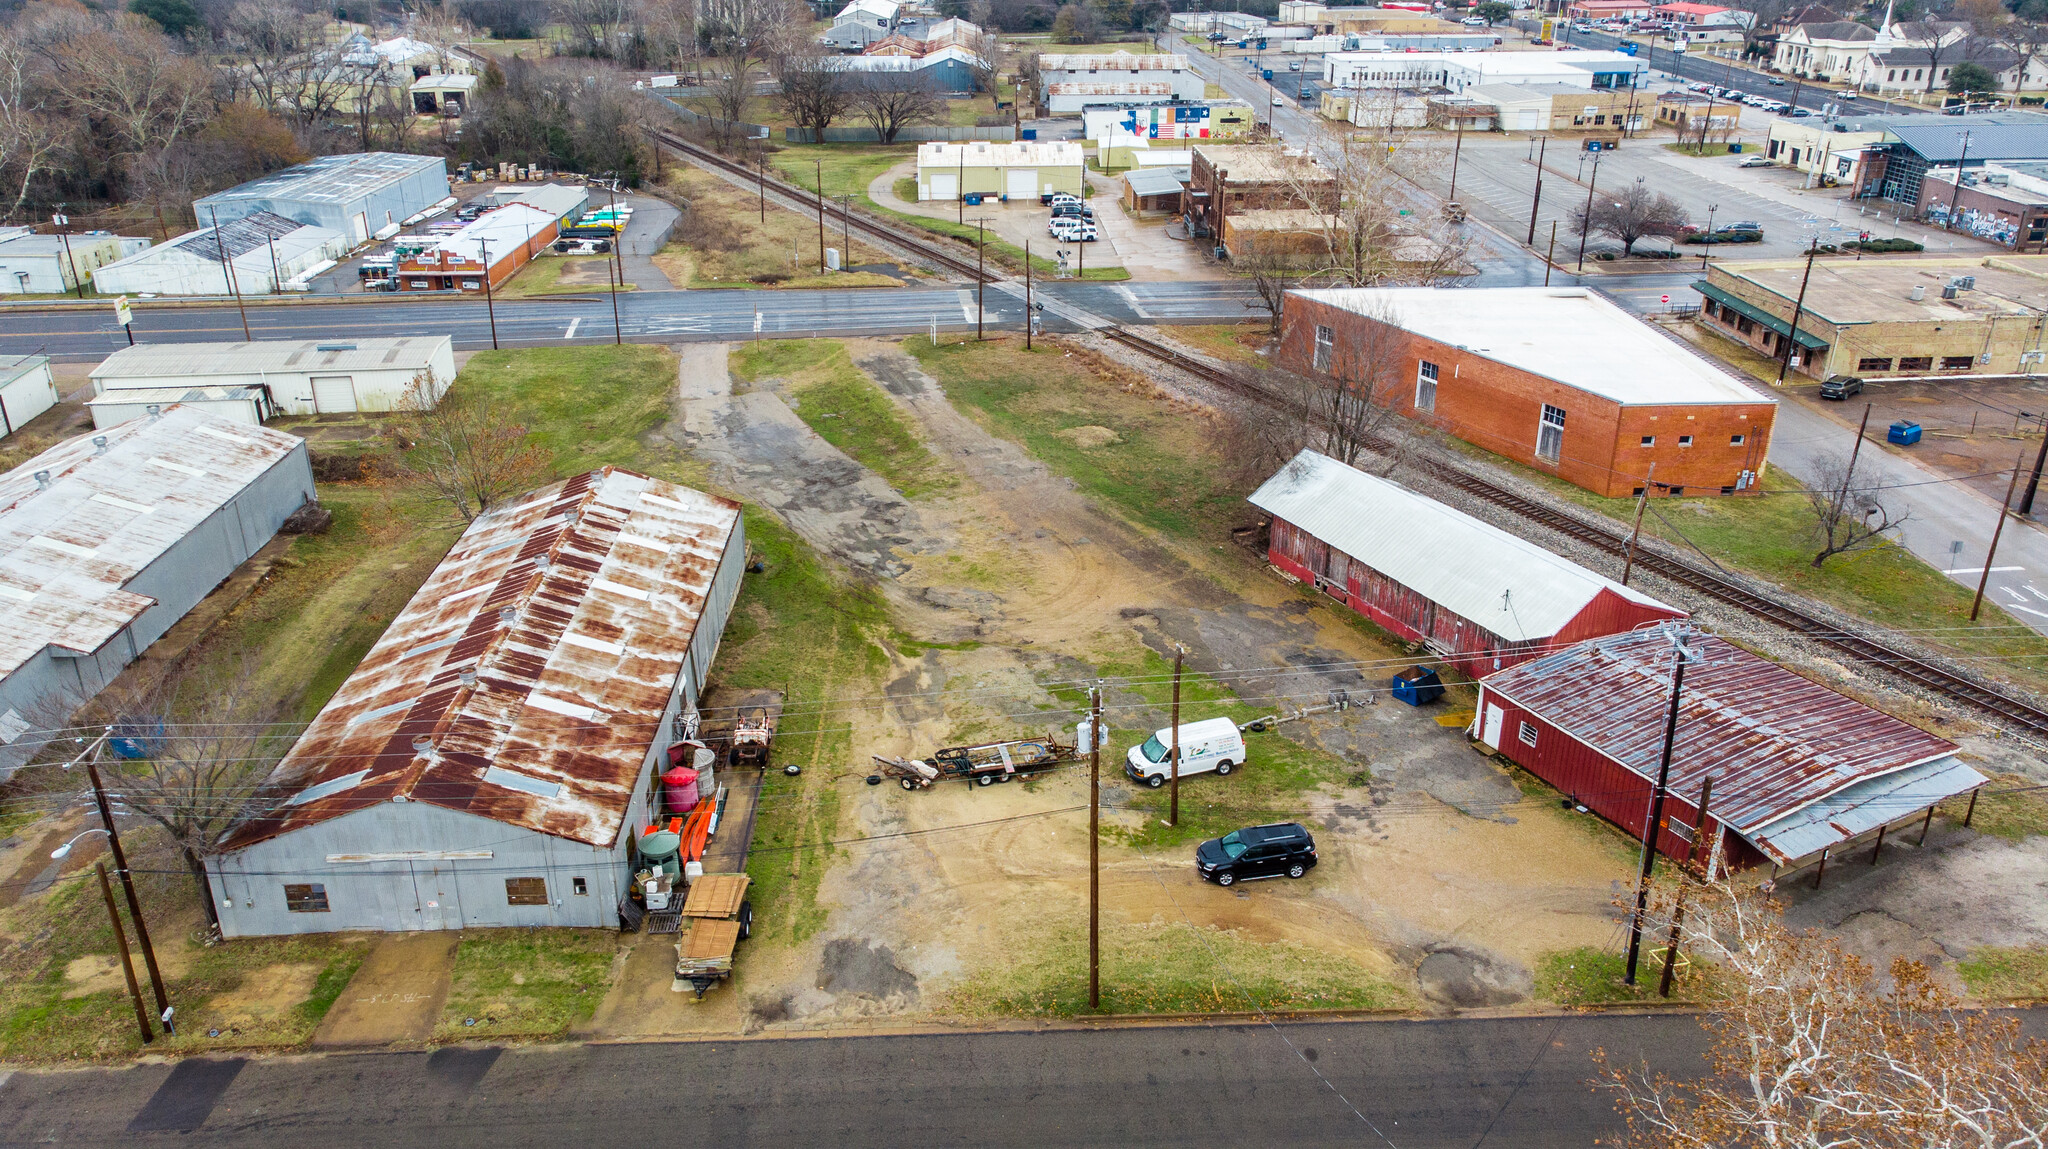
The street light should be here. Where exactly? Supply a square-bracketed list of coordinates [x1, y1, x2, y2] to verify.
[1702, 202, 1719, 270]
[51, 827, 108, 859]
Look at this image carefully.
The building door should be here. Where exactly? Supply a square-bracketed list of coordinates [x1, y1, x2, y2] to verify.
[1516, 109, 1540, 129]
[928, 173, 957, 201]
[310, 375, 357, 413]
[409, 862, 464, 930]
[353, 212, 370, 242]
[1006, 168, 1038, 201]
[1481, 703, 1504, 748]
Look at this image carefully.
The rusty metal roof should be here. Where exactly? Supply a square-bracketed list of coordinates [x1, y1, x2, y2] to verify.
[219, 468, 741, 852]
[1480, 623, 1965, 845]
[0, 406, 306, 681]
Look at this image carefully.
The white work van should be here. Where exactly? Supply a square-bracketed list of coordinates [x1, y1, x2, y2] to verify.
[1125, 717, 1246, 788]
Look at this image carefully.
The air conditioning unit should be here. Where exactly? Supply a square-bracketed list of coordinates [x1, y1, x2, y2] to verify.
[1960, 275, 1976, 289]
[1942, 285, 1959, 299]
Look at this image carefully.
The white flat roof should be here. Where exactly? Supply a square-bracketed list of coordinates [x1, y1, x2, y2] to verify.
[1290, 287, 1774, 407]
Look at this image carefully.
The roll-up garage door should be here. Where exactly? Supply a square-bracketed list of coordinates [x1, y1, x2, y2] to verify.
[310, 375, 357, 413]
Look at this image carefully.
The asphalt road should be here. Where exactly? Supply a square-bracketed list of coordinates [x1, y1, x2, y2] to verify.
[0, 1014, 1709, 1147]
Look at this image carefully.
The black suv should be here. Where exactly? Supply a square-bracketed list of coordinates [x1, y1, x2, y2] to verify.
[1819, 374, 1864, 400]
[1195, 822, 1317, 887]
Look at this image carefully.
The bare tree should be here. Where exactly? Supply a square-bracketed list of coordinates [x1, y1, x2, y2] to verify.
[71, 656, 289, 936]
[637, 0, 698, 72]
[389, 371, 554, 524]
[776, 50, 851, 138]
[1995, 11, 2048, 93]
[1236, 238, 1295, 336]
[965, 28, 1002, 94]
[554, 0, 634, 58]
[697, 60, 759, 146]
[699, 0, 801, 68]
[1571, 176, 1689, 257]
[1281, 129, 1470, 287]
[1894, 19, 1969, 94]
[0, 28, 66, 217]
[848, 74, 944, 144]
[220, 3, 354, 126]
[1599, 881, 2048, 1148]
[1804, 450, 1907, 568]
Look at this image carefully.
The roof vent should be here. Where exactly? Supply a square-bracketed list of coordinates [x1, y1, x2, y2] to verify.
[534, 555, 550, 571]
[32, 470, 50, 490]
[145, 404, 161, 419]
[499, 606, 517, 625]
[315, 342, 358, 352]
[459, 667, 477, 687]
[91, 436, 108, 455]
[411, 735, 435, 754]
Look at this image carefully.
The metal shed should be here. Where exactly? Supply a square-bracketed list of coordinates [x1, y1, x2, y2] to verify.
[194, 153, 451, 243]
[1249, 450, 1686, 677]
[1475, 623, 1987, 872]
[0, 356, 58, 440]
[87, 386, 270, 429]
[0, 407, 315, 776]
[90, 213, 349, 297]
[208, 467, 746, 937]
[90, 337, 455, 417]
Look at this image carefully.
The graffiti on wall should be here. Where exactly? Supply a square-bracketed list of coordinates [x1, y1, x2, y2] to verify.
[1924, 201, 2021, 246]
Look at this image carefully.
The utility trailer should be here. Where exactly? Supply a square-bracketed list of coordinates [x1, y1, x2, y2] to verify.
[673, 873, 753, 998]
[873, 733, 1080, 790]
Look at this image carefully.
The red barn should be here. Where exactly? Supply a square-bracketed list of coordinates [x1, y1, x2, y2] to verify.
[1249, 450, 1686, 678]
[1476, 624, 1986, 873]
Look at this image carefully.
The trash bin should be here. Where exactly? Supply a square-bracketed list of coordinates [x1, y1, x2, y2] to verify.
[1887, 420, 1923, 446]
[1020, 128, 1037, 140]
[963, 192, 982, 205]
[1729, 142, 1743, 153]
[1391, 666, 1445, 706]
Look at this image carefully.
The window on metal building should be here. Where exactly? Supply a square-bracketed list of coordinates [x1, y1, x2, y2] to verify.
[285, 884, 330, 912]
[1518, 721, 1538, 747]
[505, 877, 548, 905]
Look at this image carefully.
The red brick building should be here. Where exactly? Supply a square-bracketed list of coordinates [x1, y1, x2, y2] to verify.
[1187, 145, 1337, 241]
[1276, 287, 1778, 499]
[397, 203, 559, 292]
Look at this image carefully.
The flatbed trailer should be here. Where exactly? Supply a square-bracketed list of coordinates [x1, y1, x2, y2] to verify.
[874, 733, 1079, 790]
[673, 874, 753, 998]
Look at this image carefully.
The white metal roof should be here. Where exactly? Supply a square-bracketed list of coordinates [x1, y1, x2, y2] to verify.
[1040, 51, 1191, 71]
[1247, 450, 1681, 641]
[92, 337, 453, 383]
[194, 153, 447, 209]
[488, 183, 588, 220]
[918, 140, 1086, 169]
[0, 407, 304, 680]
[1289, 287, 1775, 407]
[418, 204, 557, 267]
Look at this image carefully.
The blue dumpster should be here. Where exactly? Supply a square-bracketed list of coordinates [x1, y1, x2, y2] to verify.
[963, 192, 982, 205]
[1887, 420, 1923, 446]
[1391, 666, 1445, 706]
[1729, 142, 1743, 153]
[1020, 128, 1037, 140]
[1262, 68, 1274, 80]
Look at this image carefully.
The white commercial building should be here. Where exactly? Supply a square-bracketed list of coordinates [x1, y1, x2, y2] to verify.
[0, 232, 149, 295]
[1323, 48, 1638, 92]
[91, 212, 349, 297]
[1038, 52, 1206, 109]
[916, 140, 1086, 202]
[90, 336, 456, 420]
[0, 357, 58, 440]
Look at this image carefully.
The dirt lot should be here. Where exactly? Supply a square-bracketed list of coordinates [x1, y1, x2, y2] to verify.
[661, 335, 1658, 1027]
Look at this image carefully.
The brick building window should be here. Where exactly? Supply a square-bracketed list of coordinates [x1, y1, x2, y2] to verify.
[1731, 433, 1746, 445]
[1942, 355, 1975, 369]
[1898, 356, 1933, 371]
[1313, 324, 1334, 371]
[1641, 435, 1654, 446]
[1415, 360, 1439, 410]
[1736, 316, 1755, 335]
[1536, 404, 1566, 463]
[1858, 356, 1893, 372]
[285, 884, 330, 913]
[505, 877, 548, 905]
[1678, 435, 1693, 447]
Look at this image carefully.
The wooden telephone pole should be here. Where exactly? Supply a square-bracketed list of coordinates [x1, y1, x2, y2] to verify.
[1169, 646, 1185, 827]
[1089, 686, 1102, 1012]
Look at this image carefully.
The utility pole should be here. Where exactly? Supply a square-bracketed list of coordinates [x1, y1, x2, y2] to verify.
[1526, 136, 1547, 246]
[758, 149, 767, 223]
[1448, 117, 1464, 204]
[815, 159, 827, 273]
[1575, 153, 1603, 272]
[99, 863, 153, 1045]
[605, 178, 623, 345]
[840, 193, 853, 266]
[973, 218, 988, 341]
[1624, 633, 1692, 986]
[1544, 221, 1558, 287]
[207, 207, 252, 341]
[1024, 238, 1033, 350]
[1948, 130, 1973, 227]
[1658, 775, 1713, 998]
[478, 236, 499, 350]
[53, 213, 85, 299]
[2021, 405, 2048, 515]
[1972, 450, 2027, 622]
[84, 739, 167, 1017]
[1701, 202, 1718, 272]
[1775, 236, 1820, 386]
[957, 148, 966, 224]
[1169, 645, 1185, 828]
[1621, 461, 1657, 585]
[1089, 685, 1102, 1012]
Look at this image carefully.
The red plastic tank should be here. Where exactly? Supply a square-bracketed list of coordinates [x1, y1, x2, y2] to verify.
[662, 766, 700, 814]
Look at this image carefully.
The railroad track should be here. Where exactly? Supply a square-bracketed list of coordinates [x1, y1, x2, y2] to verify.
[649, 128, 995, 284]
[1100, 327, 2048, 740]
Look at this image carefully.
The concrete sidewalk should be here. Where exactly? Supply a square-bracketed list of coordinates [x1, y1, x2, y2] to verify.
[310, 933, 458, 1049]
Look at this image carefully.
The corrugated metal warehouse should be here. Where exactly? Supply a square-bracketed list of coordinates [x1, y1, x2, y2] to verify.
[90, 337, 456, 419]
[208, 468, 746, 937]
[0, 407, 315, 776]
[0, 231, 149, 294]
[87, 386, 271, 430]
[193, 152, 451, 243]
[916, 140, 1086, 201]
[1476, 623, 1988, 872]
[0, 356, 58, 440]
[90, 213, 349, 297]
[1249, 451, 1686, 677]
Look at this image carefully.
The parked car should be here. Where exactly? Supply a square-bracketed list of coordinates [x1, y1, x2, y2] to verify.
[1040, 190, 1078, 205]
[1049, 220, 1098, 242]
[1051, 205, 1093, 223]
[1785, 107, 1815, 117]
[1767, 76, 1787, 85]
[1289, 60, 1302, 70]
[1195, 822, 1318, 887]
[1688, 81, 1710, 92]
[1724, 220, 1764, 234]
[1125, 716, 1245, 788]
[1739, 154, 1773, 167]
[1820, 374, 1865, 400]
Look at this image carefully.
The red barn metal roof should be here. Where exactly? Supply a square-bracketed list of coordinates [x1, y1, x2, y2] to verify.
[1479, 624, 1963, 841]
[220, 467, 742, 852]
